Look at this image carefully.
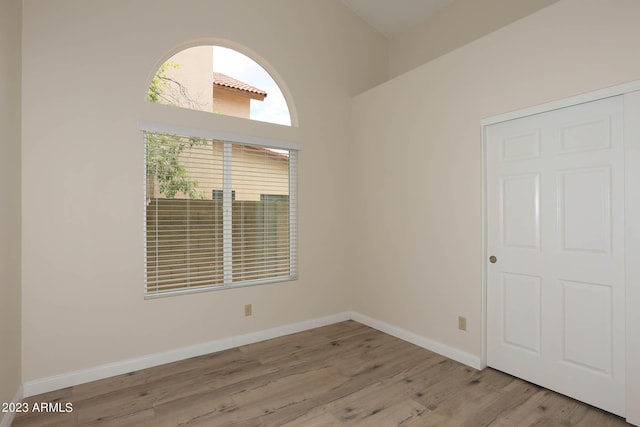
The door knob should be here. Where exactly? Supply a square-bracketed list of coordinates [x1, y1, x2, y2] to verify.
[489, 255, 497, 263]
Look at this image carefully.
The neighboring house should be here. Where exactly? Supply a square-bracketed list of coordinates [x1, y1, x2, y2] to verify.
[212, 71, 267, 118]
[156, 47, 268, 120]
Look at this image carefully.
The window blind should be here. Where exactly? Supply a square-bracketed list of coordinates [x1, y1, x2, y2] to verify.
[144, 131, 297, 296]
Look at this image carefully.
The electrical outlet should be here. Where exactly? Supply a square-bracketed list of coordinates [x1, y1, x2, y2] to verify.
[244, 304, 252, 317]
[458, 316, 467, 331]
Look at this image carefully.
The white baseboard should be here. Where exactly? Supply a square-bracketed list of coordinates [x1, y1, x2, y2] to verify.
[22, 310, 482, 398]
[350, 312, 483, 370]
[22, 311, 351, 397]
[0, 384, 24, 427]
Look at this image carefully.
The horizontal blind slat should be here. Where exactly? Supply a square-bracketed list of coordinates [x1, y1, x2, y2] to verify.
[144, 131, 297, 295]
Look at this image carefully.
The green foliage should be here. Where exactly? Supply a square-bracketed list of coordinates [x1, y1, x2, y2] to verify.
[146, 133, 209, 199]
[147, 61, 179, 103]
[147, 62, 208, 199]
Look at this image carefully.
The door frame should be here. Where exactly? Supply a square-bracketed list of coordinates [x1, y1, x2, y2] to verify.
[480, 80, 640, 425]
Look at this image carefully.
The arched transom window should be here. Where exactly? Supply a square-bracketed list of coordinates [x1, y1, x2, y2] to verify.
[148, 45, 291, 126]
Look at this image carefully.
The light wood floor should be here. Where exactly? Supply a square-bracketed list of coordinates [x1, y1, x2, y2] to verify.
[14, 321, 630, 426]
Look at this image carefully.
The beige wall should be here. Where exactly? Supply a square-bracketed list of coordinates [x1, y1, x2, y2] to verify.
[351, 0, 640, 419]
[0, 0, 22, 417]
[388, 0, 559, 78]
[228, 144, 290, 201]
[213, 86, 253, 118]
[160, 45, 214, 112]
[21, 0, 388, 382]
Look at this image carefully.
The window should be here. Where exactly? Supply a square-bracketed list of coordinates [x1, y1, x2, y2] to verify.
[147, 45, 292, 126]
[144, 43, 298, 297]
[143, 129, 298, 297]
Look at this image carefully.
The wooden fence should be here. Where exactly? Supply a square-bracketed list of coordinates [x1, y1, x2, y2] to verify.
[146, 197, 290, 292]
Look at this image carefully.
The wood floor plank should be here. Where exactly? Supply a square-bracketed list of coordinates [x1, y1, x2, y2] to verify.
[82, 408, 155, 427]
[225, 367, 350, 426]
[13, 321, 631, 426]
[149, 389, 238, 427]
[489, 387, 629, 427]
[327, 380, 424, 425]
[278, 410, 343, 427]
[340, 398, 427, 427]
[463, 379, 540, 426]
[422, 376, 539, 427]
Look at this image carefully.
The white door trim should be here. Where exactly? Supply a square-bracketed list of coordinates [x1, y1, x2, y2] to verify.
[481, 80, 640, 127]
[481, 80, 640, 426]
[622, 89, 640, 426]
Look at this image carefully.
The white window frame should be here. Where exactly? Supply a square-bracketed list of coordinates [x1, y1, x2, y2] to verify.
[140, 121, 301, 298]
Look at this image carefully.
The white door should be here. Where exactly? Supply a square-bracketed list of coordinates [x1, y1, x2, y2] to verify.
[486, 96, 625, 416]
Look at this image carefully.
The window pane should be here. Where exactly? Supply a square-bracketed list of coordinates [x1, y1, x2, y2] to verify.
[147, 45, 291, 126]
[144, 132, 295, 296]
[231, 145, 290, 282]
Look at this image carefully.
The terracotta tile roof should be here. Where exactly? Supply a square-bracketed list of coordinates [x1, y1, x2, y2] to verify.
[212, 72, 267, 99]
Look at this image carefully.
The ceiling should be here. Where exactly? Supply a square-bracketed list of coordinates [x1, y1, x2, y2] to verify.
[341, 0, 455, 37]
